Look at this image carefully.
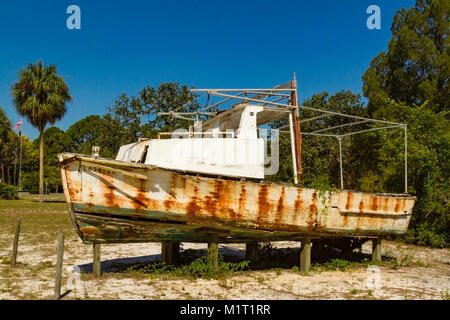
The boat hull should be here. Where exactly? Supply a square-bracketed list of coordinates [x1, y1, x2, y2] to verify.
[59, 153, 415, 244]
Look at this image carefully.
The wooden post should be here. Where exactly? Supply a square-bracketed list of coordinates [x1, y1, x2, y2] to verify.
[245, 242, 258, 263]
[300, 238, 311, 273]
[311, 239, 324, 259]
[207, 234, 219, 271]
[93, 243, 101, 277]
[11, 218, 21, 268]
[372, 237, 382, 263]
[54, 232, 64, 300]
[162, 241, 180, 265]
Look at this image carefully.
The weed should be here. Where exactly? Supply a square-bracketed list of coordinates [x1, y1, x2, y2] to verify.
[126, 250, 249, 280]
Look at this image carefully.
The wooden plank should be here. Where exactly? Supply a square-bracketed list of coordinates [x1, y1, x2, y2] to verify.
[207, 234, 219, 271]
[372, 237, 382, 262]
[300, 238, 311, 272]
[11, 218, 21, 268]
[93, 243, 101, 277]
[54, 232, 64, 300]
[245, 242, 258, 263]
[162, 241, 180, 265]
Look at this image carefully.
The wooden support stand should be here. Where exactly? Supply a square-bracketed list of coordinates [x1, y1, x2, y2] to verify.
[93, 243, 101, 277]
[245, 242, 258, 263]
[11, 218, 21, 268]
[372, 237, 382, 263]
[300, 238, 311, 272]
[207, 234, 219, 271]
[162, 241, 180, 265]
[54, 232, 64, 300]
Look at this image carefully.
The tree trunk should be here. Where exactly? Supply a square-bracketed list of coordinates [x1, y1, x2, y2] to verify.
[39, 130, 44, 203]
[7, 165, 11, 185]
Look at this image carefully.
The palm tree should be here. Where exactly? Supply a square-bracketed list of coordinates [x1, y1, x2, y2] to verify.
[11, 60, 71, 202]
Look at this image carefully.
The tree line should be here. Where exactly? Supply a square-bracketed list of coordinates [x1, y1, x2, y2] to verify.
[0, 0, 448, 246]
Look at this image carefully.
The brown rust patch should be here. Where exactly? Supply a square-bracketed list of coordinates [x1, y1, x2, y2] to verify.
[79, 226, 101, 237]
[394, 199, 401, 212]
[342, 214, 349, 227]
[345, 192, 354, 210]
[294, 188, 304, 213]
[275, 187, 286, 226]
[203, 195, 217, 217]
[257, 184, 271, 222]
[307, 192, 318, 228]
[370, 196, 378, 211]
[104, 185, 118, 208]
[186, 198, 202, 216]
[164, 199, 174, 211]
[382, 198, 389, 211]
[359, 200, 364, 212]
[238, 184, 247, 213]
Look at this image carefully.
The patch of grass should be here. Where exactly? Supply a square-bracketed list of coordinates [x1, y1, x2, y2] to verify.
[441, 289, 449, 300]
[350, 289, 359, 295]
[273, 268, 282, 276]
[0, 213, 74, 241]
[391, 254, 415, 269]
[0, 193, 67, 213]
[126, 250, 249, 280]
[311, 259, 359, 272]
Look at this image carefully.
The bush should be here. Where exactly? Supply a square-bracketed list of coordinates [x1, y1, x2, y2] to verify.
[402, 223, 448, 248]
[0, 182, 18, 200]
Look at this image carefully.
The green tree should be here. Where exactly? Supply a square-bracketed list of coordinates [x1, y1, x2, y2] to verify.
[66, 115, 103, 155]
[362, 0, 449, 114]
[362, 0, 449, 246]
[369, 100, 449, 246]
[11, 60, 72, 202]
[102, 82, 200, 156]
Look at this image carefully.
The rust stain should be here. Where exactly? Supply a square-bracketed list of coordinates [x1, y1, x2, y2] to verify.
[257, 184, 271, 222]
[359, 199, 364, 212]
[79, 226, 101, 237]
[345, 192, 353, 210]
[342, 214, 349, 227]
[394, 199, 400, 212]
[400, 199, 406, 213]
[275, 187, 286, 226]
[294, 188, 303, 213]
[307, 192, 318, 228]
[133, 178, 148, 209]
[164, 199, 174, 211]
[382, 198, 389, 211]
[186, 198, 202, 216]
[104, 185, 118, 208]
[371, 196, 378, 211]
[238, 184, 247, 216]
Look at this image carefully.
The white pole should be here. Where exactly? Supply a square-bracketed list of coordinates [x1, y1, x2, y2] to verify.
[404, 125, 408, 194]
[338, 136, 343, 190]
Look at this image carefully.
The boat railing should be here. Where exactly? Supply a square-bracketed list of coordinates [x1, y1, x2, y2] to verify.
[157, 131, 235, 139]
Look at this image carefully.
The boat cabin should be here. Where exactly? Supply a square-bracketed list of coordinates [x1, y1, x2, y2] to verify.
[115, 103, 289, 179]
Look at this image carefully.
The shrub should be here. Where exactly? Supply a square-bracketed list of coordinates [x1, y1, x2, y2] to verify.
[402, 223, 448, 248]
[0, 182, 18, 200]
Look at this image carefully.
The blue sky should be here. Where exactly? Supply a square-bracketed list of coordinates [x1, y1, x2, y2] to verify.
[0, 0, 414, 140]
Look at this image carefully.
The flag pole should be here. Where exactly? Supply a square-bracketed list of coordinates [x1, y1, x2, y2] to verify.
[18, 121, 23, 191]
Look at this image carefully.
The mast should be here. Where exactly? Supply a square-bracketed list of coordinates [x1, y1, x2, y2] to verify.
[290, 73, 302, 185]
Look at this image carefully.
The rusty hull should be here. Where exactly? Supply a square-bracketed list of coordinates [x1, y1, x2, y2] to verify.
[59, 153, 415, 244]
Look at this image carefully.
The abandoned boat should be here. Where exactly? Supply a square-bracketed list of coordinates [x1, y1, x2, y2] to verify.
[58, 78, 415, 245]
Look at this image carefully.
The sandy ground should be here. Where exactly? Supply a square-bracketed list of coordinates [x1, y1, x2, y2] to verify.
[0, 225, 448, 300]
